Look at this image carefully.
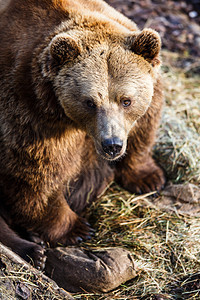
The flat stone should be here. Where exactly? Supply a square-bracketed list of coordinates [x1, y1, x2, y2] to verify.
[151, 183, 200, 216]
[163, 183, 200, 204]
[45, 247, 138, 293]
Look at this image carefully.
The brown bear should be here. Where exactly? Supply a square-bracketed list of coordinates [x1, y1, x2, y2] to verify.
[0, 0, 165, 269]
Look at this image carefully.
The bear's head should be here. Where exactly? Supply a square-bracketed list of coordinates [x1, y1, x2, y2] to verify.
[40, 25, 161, 161]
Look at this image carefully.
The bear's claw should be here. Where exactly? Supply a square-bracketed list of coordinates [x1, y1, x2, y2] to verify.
[60, 217, 95, 245]
[35, 247, 47, 270]
[19, 241, 47, 271]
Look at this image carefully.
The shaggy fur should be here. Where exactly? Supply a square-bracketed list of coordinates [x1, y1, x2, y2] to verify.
[0, 0, 165, 267]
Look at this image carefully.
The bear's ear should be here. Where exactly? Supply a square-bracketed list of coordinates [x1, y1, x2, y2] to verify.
[50, 34, 81, 63]
[130, 29, 161, 65]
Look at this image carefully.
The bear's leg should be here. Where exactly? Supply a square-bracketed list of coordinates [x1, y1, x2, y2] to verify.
[115, 155, 165, 194]
[37, 191, 95, 246]
[115, 79, 166, 194]
[40, 160, 114, 245]
[0, 216, 46, 269]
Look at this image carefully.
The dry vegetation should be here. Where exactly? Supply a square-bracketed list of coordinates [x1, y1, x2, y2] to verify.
[155, 51, 200, 185]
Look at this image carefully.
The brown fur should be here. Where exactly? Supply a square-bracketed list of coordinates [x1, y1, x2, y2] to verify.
[0, 0, 165, 266]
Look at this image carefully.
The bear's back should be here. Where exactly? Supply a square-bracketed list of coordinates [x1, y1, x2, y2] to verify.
[0, 0, 137, 77]
[0, 0, 137, 36]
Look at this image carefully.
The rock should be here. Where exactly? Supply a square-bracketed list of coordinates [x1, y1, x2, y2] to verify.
[151, 183, 200, 216]
[45, 247, 138, 293]
[15, 283, 31, 300]
[163, 183, 200, 203]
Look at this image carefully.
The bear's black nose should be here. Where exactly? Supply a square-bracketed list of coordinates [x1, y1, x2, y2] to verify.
[101, 137, 123, 157]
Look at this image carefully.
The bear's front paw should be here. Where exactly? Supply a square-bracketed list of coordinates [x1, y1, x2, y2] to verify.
[60, 217, 95, 245]
[30, 243, 47, 270]
[17, 240, 46, 270]
[121, 164, 166, 195]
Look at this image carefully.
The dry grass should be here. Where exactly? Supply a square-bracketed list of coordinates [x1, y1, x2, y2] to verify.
[77, 185, 200, 299]
[154, 50, 200, 184]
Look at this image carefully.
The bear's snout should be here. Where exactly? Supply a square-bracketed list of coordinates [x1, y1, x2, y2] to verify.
[101, 137, 123, 159]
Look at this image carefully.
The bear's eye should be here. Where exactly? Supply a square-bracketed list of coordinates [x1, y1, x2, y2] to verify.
[121, 98, 132, 108]
[86, 99, 96, 109]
